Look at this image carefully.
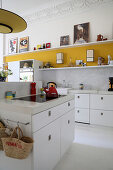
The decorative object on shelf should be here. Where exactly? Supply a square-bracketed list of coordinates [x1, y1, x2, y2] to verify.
[19, 36, 29, 53]
[68, 57, 74, 67]
[46, 43, 51, 48]
[0, 64, 13, 82]
[60, 35, 69, 46]
[56, 53, 64, 64]
[97, 34, 103, 41]
[108, 77, 113, 91]
[33, 47, 36, 50]
[8, 38, 18, 54]
[109, 60, 113, 65]
[1, 126, 33, 159]
[43, 44, 46, 49]
[43, 62, 53, 68]
[76, 60, 83, 66]
[0, 0, 27, 34]
[98, 56, 105, 65]
[108, 55, 111, 65]
[23, 62, 29, 68]
[37, 45, 41, 50]
[79, 83, 84, 90]
[82, 62, 87, 67]
[74, 22, 89, 44]
[86, 49, 94, 62]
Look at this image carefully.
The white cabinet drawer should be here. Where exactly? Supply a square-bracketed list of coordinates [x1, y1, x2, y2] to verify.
[32, 100, 74, 132]
[90, 94, 113, 110]
[61, 109, 75, 157]
[66, 99, 75, 112]
[75, 94, 89, 109]
[90, 109, 113, 127]
[33, 119, 60, 170]
[75, 108, 90, 123]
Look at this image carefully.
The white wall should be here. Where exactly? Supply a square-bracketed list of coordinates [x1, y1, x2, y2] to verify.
[40, 67, 113, 91]
[4, 3, 113, 55]
[0, 34, 3, 67]
[4, 3, 113, 91]
[0, 81, 42, 99]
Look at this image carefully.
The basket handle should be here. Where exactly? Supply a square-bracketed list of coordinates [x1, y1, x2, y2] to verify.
[10, 126, 24, 140]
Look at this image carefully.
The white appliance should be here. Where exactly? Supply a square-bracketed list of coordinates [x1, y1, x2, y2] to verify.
[8, 59, 43, 82]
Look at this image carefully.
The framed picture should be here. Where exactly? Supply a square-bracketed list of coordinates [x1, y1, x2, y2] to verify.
[86, 49, 94, 62]
[60, 35, 69, 46]
[46, 43, 51, 48]
[19, 36, 29, 53]
[56, 53, 64, 64]
[74, 22, 89, 44]
[8, 38, 18, 54]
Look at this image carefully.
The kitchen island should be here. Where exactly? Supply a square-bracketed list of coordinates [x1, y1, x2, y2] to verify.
[0, 94, 75, 170]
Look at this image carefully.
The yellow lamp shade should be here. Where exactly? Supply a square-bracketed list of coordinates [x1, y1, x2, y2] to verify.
[0, 8, 27, 34]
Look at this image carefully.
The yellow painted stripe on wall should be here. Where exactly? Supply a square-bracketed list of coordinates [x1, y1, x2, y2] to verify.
[5, 43, 113, 67]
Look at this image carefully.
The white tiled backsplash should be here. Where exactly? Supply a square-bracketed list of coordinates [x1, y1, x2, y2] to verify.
[40, 67, 113, 91]
[0, 81, 42, 99]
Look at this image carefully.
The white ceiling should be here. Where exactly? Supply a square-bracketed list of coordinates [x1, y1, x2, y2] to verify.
[1, 0, 113, 18]
[2, 0, 69, 15]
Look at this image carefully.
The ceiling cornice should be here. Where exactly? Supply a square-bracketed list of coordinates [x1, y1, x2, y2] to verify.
[24, 0, 113, 24]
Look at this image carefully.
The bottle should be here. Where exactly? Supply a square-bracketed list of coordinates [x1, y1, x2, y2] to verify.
[108, 55, 111, 65]
[30, 82, 36, 95]
[62, 80, 66, 88]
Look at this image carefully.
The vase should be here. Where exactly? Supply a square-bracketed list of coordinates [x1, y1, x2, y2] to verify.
[0, 77, 6, 82]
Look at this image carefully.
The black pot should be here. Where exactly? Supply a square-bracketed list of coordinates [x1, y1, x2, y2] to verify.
[0, 77, 6, 82]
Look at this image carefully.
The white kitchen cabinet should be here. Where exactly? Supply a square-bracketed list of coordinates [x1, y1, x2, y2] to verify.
[61, 109, 75, 157]
[32, 99, 75, 170]
[8, 59, 43, 82]
[90, 94, 113, 111]
[75, 94, 90, 123]
[75, 108, 90, 123]
[90, 109, 113, 127]
[75, 94, 89, 109]
[0, 95, 75, 170]
[8, 61, 20, 82]
[33, 119, 60, 170]
[32, 100, 74, 133]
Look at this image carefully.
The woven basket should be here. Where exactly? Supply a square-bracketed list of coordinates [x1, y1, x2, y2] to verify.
[1, 127, 33, 159]
[0, 128, 8, 151]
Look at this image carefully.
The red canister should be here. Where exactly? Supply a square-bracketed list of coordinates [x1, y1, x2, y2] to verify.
[30, 82, 36, 95]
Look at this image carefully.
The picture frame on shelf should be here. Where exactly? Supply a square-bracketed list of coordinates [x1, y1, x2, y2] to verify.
[19, 36, 29, 53]
[46, 43, 51, 48]
[56, 53, 64, 64]
[60, 35, 69, 46]
[86, 49, 94, 62]
[8, 38, 18, 54]
[74, 22, 89, 44]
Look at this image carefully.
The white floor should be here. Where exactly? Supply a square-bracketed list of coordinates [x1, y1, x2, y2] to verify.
[54, 123, 113, 170]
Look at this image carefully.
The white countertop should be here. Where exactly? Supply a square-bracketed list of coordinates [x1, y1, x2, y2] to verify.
[0, 94, 74, 115]
[69, 89, 113, 95]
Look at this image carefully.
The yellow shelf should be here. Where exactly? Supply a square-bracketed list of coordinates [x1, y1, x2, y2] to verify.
[39, 65, 113, 71]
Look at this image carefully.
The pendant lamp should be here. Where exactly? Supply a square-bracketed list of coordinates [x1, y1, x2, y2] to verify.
[0, 0, 27, 34]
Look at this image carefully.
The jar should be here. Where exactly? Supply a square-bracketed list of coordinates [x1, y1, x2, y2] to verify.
[79, 83, 84, 90]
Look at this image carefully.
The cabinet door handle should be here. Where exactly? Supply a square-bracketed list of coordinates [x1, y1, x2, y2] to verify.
[48, 111, 51, 116]
[68, 120, 70, 124]
[68, 102, 70, 106]
[48, 135, 51, 141]
[77, 96, 80, 99]
[101, 97, 103, 100]
[77, 110, 79, 113]
[101, 113, 103, 116]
